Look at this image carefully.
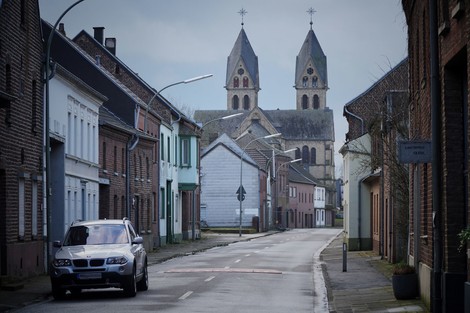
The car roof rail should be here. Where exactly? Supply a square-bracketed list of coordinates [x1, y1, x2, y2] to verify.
[71, 219, 83, 226]
[122, 217, 129, 223]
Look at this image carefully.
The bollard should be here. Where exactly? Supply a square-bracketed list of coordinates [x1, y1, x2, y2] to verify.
[342, 242, 347, 272]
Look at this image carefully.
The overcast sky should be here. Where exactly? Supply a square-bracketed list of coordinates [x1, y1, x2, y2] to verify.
[39, 0, 408, 177]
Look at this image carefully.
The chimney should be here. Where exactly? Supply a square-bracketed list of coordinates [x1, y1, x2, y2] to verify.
[105, 38, 116, 55]
[58, 23, 66, 36]
[93, 27, 105, 45]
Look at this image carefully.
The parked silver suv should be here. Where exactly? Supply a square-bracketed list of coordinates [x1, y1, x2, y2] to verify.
[50, 218, 148, 299]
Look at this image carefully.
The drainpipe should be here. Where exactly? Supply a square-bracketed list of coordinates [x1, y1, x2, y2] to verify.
[126, 134, 139, 219]
[344, 105, 365, 135]
[429, 0, 442, 311]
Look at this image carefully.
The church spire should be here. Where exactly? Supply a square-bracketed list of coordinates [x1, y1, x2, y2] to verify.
[225, 9, 259, 111]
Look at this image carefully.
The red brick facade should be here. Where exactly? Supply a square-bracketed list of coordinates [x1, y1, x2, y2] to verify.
[402, 0, 469, 310]
[0, 0, 44, 277]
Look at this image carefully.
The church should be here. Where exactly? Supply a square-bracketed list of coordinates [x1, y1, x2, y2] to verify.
[194, 10, 336, 213]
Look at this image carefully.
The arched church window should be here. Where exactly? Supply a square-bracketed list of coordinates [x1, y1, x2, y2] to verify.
[302, 146, 309, 164]
[302, 76, 308, 87]
[310, 148, 316, 165]
[243, 95, 250, 110]
[313, 95, 320, 109]
[234, 77, 239, 88]
[302, 95, 309, 110]
[243, 77, 249, 88]
[232, 95, 239, 110]
[295, 148, 301, 160]
[312, 76, 318, 87]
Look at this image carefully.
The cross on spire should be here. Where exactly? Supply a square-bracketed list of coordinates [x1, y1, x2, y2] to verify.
[238, 8, 247, 27]
[307, 7, 316, 29]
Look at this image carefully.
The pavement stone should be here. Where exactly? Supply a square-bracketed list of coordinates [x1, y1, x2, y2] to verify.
[0, 230, 430, 313]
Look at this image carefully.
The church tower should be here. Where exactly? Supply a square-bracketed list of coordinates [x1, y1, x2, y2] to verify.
[295, 11, 328, 111]
[226, 11, 259, 111]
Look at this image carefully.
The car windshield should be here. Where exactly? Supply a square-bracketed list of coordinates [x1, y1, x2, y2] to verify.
[63, 224, 129, 246]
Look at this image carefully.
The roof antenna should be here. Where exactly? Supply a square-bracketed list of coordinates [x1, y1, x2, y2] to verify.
[307, 7, 316, 30]
[238, 8, 247, 28]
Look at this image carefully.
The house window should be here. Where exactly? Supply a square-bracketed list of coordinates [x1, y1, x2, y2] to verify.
[167, 136, 170, 163]
[113, 146, 117, 173]
[232, 95, 239, 110]
[102, 142, 107, 170]
[31, 80, 37, 133]
[19, 177, 25, 239]
[121, 148, 125, 174]
[302, 95, 308, 109]
[181, 137, 191, 166]
[160, 188, 165, 219]
[234, 77, 239, 88]
[243, 77, 249, 87]
[160, 134, 164, 161]
[295, 148, 301, 160]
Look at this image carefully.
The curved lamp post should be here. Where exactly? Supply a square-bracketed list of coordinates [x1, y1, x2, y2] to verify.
[199, 112, 243, 129]
[264, 148, 296, 230]
[44, 0, 85, 268]
[144, 74, 213, 133]
[239, 133, 281, 237]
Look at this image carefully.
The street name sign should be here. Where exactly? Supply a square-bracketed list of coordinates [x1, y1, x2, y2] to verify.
[398, 140, 432, 164]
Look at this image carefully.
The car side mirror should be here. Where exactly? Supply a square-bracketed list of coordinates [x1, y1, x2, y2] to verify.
[53, 240, 62, 248]
[132, 237, 143, 245]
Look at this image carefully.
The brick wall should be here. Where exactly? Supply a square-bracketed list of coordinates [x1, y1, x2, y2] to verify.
[0, 0, 44, 277]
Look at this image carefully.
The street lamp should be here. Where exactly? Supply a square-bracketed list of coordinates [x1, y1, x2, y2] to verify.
[44, 0, 85, 269]
[273, 158, 302, 228]
[239, 133, 281, 236]
[199, 112, 243, 129]
[144, 74, 213, 132]
[264, 148, 296, 230]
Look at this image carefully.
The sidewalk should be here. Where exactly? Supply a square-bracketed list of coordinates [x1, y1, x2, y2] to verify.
[322, 235, 429, 313]
[0, 231, 429, 312]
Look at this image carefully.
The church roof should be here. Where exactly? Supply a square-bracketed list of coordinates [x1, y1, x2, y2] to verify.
[194, 108, 334, 144]
[226, 28, 259, 87]
[295, 29, 327, 86]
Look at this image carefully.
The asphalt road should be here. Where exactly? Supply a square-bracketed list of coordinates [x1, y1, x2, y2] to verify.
[14, 228, 338, 313]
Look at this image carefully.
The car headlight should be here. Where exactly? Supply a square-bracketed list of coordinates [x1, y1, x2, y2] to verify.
[107, 256, 128, 265]
[53, 259, 71, 267]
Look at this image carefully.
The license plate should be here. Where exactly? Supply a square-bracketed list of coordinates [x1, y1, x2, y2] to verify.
[78, 272, 102, 280]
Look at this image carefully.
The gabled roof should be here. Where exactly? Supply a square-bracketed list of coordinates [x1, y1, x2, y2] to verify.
[295, 29, 327, 86]
[226, 28, 259, 88]
[289, 163, 318, 185]
[201, 133, 258, 167]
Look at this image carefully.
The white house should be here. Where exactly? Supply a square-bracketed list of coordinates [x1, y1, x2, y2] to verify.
[200, 133, 260, 228]
[314, 186, 326, 227]
[48, 65, 105, 242]
[339, 133, 372, 250]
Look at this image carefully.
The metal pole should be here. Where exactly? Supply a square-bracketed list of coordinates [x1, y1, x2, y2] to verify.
[342, 242, 347, 272]
[44, 0, 85, 270]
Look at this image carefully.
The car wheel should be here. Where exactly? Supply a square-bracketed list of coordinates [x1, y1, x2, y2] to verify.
[137, 260, 148, 291]
[123, 266, 137, 297]
[51, 281, 66, 300]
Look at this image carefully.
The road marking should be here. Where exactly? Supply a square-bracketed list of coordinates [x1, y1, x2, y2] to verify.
[179, 291, 193, 300]
[234, 259, 241, 263]
[245, 254, 250, 257]
[205, 276, 215, 282]
[224, 266, 230, 269]
[166, 268, 282, 274]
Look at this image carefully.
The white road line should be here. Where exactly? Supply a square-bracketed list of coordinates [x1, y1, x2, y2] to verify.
[179, 291, 193, 300]
[224, 266, 230, 269]
[234, 259, 241, 263]
[245, 254, 251, 257]
[205, 276, 215, 282]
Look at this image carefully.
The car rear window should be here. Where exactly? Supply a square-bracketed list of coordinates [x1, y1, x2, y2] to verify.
[63, 224, 129, 246]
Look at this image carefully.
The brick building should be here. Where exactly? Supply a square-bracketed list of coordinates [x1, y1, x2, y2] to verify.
[0, 0, 44, 277]
[402, 0, 469, 311]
